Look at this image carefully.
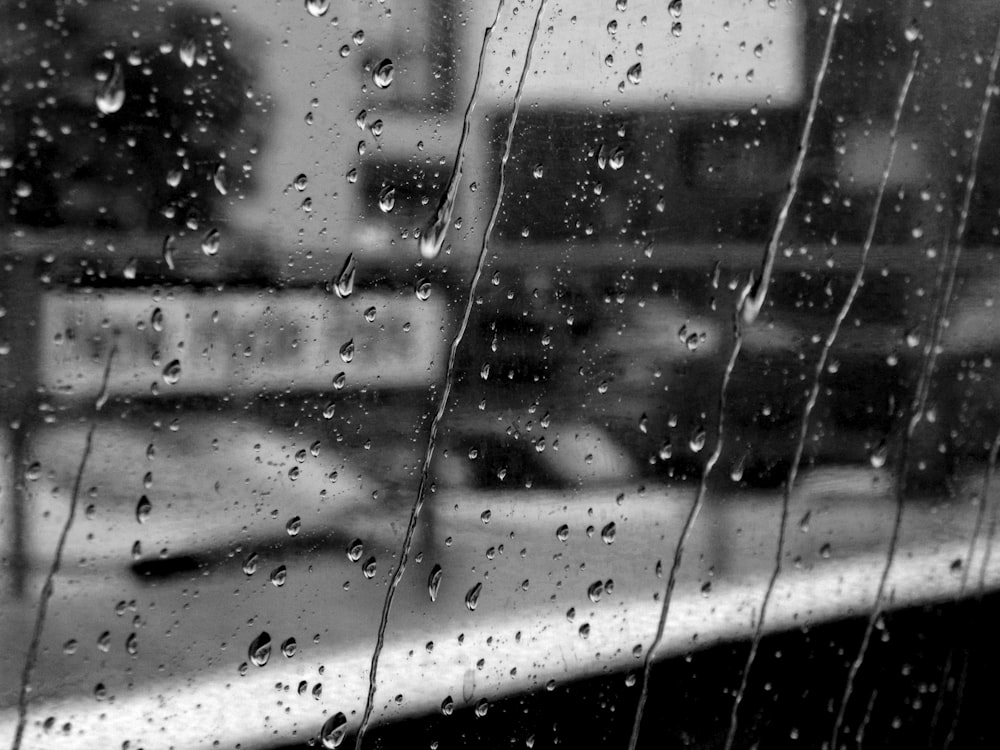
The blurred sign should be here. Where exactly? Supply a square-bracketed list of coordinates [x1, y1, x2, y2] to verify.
[516, 0, 804, 108]
[39, 289, 445, 398]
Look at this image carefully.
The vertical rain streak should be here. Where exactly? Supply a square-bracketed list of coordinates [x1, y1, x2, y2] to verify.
[350, 3, 549, 749]
[419, 0, 506, 260]
[721, 48, 920, 750]
[830, 23, 1000, 750]
[742, 0, 845, 324]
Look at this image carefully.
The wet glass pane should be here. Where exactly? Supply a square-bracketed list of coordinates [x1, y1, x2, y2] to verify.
[2, 1, 1000, 748]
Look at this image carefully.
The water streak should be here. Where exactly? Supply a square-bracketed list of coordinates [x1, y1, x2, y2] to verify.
[742, 0, 844, 324]
[351, 3, 548, 748]
[419, 0, 506, 260]
[722, 49, 919, 750]
[830, 25, 1000, 749]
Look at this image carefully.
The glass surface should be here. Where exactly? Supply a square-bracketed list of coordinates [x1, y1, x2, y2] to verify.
[2, 1, 1000, 748]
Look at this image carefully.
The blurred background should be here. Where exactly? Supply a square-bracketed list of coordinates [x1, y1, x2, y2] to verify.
[2, 0, 1000, 748]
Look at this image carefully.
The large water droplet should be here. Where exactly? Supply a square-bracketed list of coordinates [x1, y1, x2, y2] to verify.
[587, 580, 604, 603]
[286, 516, 301, 536]
[270, 565, 287, 587]
[689, 426, 706, 453]
[162, 359, 181, 385]
[465, 582, 483, 611]
[243, 552, 258, 576]
[556, 524, 570, 542]
[627, 62, 642, 85]
[441, 696, 455, 716]
[330, 253, 356, 298]
[319, 712, 347, 748]
[362, 556, 377, 579]
[428, 564, 443, 602]
[305, 0, 331, 18]
[150, 307, 164, 332]
[96, 62, 125, 114]
[372, 59, 394, 89]
[668, 0, 683, 18]
[601, 522, 616, 544]
[281, 637, 297, 658]
[415, 279, 431, 301]
[248, 632, 271, 667]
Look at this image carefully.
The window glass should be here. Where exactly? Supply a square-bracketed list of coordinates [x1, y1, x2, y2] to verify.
[2, 1, 1000, 748]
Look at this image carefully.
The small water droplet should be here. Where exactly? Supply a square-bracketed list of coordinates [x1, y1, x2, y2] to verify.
[689, 426, 706, 453]
[415, 279, 432, 301]
[668, 0, 682, 18]
[373, 59, 394, 89]
[162, 234, 176, 270]
[162, 359, 181, 385]
[179, 39, 196, 68]
[293, 174, 308, 191]
[347, 539, 364, 562]
[286, 516, 301, 536]
[243, 552, 258, 576]
[378, 185, 396, 213]
[556, 524, 569, 542]
[601, 522, 616, 544]
[95, 62, 125, 114]
[281, 637, 297, 658]
[97, 631, 111, 652]
[333, 372, 346, 389]
[201, 228, 220, 256]
[587, 580, 604, 603]
[135, 495, 152, 523]
[123, 257, 138, 280]
[125, 633, 138, 656]
[627, 62, 642, 85]
[364, 306, 377, 322]
[330, 253, 356, 298]
[904, 20, 920, 43]
[869, 440, 888, 468]
[270, 565, 287, 587]
[319, 712, 347, 748]
[248, 632, 271, 667]
[339, 339, 355, 363]
[213, 164, 227, 196]
[441, 695, 454, 716]
[820, 543, 832, 559]
[362, 556, 377, 579]
[428, 564, 443, 602]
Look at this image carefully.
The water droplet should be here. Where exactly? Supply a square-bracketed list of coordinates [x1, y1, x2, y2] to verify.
[373, 59, 394, 89]
[668, 0, 683, 18]
[820, 543, 832, 559]
[330, 253, 356, 298]
[578, 623, 591, 639]
[869, 440, 889, 468]
[305, 0, 330, 18]
[689, 426, 706, 453]
[587, 580, 604, 603]
[97, 631, 111, 652]
[601, 522, 616, 544]
[609, 147, 625, 170]
[95, 62, 125, 114]
[364, 306, 377, 322]
[248, 632, 271, 667]
[333, 372, 346, 389]
[123, 257, 138, 280]
[162, 234, 176, 270]
[125, 633, 138, 656]
[347, 539, 364, 562]
[556, 524, 569, 542]
[201, 228, 220, 256]
[480, 509, 491, 525]
[730, 453, 746, 482]
[213, 164, 227, 196]
[658, 440, 673, 461]
[415, 279, 432, 301]
[904, 20, 920, 43]
[319, 712, 348, 749]
[627, 62, 642, 85]
[162, 359, 181, 385]
[135, 495, 151, 523]
[286, 516, 301, 536]
[270, 565, 287, 587]
[293, 174, 308, 191]
[475, 698, 489, 717]
[281, 637, 297, 658]
[428, 564, 443, 602]
[339, 339, 355, 364]
[243, 552, 258, 576]
[179, 39, 196, 68]
[465, 582, 483, 611]
[362, 556, 377, 579]
[671, 21, 682, 37]
[378, 185, 396, 213]
[441, 696, 454, 716]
